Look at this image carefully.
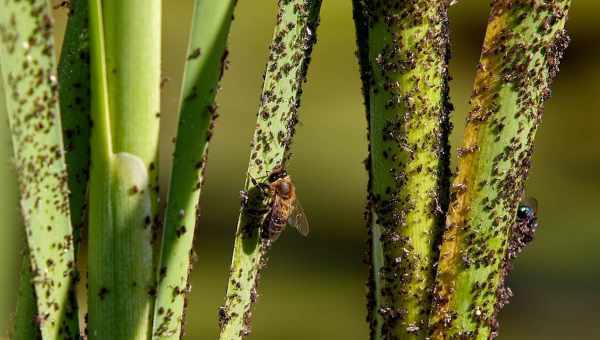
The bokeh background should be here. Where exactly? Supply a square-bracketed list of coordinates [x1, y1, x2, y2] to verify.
[1, 1, 599, 339]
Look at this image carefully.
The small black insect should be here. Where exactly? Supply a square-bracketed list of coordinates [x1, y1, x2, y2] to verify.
[493, 197, 540, 336]
[239, 190, 250, 208]
[509, 197, 539, 260]
[516, 198, 537, 221]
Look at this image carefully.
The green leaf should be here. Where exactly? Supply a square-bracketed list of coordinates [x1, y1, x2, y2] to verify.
[58, 0, 91, 247]
[0, 1, 79, 338]
[152, 0, 237, 338]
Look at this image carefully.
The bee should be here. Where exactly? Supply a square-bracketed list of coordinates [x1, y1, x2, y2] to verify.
[256, 167, 309, 242]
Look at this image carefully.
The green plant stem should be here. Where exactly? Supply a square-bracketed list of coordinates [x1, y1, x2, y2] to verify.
[87, 1, 115, 337]
[58, 0, 91, 247]
[103, 0, 160, 336]
[0, 62, 18, 337]
[3, 64, 39, 339]
[218, 1, 322, 339]
[102, 0, 161, 202]
[9, 4, 90, 337]
[87, 0, 160, 338]
[0, 1, 79, 338]
[13, 254, 41, 340]
[428, 1, 571, 339]
[353, 1, 452, 338]
[152, 0, 237, 338]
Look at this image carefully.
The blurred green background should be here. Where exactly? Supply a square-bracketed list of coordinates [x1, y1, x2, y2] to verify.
[1, 1, 599, 339]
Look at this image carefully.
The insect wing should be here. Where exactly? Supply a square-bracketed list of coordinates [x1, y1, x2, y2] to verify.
[523, 197, 538, 213]
[288, 197, 310, 237]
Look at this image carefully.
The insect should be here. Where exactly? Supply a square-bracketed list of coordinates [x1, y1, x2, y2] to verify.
[508, 197, 539, 259]
[516, 197, 537, 222]
[494, 196, 540, 332]
[253, 167, 310, 242]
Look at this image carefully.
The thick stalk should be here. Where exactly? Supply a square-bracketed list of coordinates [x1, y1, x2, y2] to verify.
[102, 0, 160, 200]
[152, 0, 237, 338]
[0, 1, 79, 338]
[428, 1, 571, 339]
[218, 1, 322, 339]
[353, 1, 452, 338]
[87, 0, 160, 338]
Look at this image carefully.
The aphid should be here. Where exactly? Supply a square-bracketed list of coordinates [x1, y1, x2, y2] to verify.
[254, 167, 309, 242]
[239, 190, 249, 207]
[98, 287, 109, 300]
[34, 313, 48, 326]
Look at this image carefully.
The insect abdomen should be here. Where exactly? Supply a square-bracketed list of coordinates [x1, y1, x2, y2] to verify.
[265, 213, 286, 240]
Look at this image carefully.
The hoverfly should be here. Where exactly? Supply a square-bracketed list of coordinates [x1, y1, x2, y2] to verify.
[251, 167, 310, 242]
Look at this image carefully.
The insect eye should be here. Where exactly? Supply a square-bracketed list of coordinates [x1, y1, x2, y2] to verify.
[268, 168, 287, 183]
[278, 182, 290, 195]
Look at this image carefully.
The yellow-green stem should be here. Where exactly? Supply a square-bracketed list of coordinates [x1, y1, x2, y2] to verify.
[218, 1, 322, 339]
[353, 1, 452, 338]
[429, 1, 571, 338]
